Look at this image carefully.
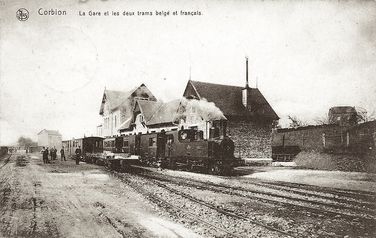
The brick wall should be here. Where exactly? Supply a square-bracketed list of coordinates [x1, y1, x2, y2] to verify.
[227, 120, 272, 158]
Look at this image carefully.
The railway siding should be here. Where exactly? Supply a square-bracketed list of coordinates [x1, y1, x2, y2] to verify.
[114, 170, 294, 238]
[117, 166, 376, 237]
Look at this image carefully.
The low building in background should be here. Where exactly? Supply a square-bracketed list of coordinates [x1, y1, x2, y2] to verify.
[37, 129, 62, 150]
[328, 106, 358, 126]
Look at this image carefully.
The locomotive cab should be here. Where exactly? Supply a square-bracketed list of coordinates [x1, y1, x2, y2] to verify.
[157, 128, 236, 175]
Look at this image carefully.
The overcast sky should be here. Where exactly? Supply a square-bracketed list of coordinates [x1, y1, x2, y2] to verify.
[1, 0, 375, 145]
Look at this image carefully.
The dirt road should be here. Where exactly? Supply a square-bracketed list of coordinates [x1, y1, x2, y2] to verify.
[0, 153, 200, 238]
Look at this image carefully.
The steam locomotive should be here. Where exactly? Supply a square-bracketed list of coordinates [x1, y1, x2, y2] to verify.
[63, 128, 238, 175]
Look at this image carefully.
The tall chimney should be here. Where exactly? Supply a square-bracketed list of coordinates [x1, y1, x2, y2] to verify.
[245, 56, 249, 88]
[242, 56, 251, 108]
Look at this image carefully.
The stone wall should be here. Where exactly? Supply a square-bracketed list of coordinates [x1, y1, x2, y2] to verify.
[227, 120, 272, 158]
[272, 125, 344, 152]
[272, 121, 376, 155]
[347, 121, 376, 156]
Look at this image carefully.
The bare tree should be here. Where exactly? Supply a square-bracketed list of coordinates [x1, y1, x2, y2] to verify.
[314, 115, 329, 125]
[355, 107, 376, 123]
[287, 115, 307, 128]
[17, 137, 37, 148]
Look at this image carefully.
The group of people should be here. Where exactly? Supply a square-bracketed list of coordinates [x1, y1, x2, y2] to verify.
[40, 146, 82, 165]
[41, 146, 66, 164]
[50, 147, 58, 160]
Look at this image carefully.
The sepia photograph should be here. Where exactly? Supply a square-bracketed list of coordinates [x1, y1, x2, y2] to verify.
[0, 0, 375, 237]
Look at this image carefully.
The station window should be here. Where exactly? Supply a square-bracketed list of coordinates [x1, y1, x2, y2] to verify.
[167, 134, 174, 144]
[149, 137, 156, 147]
[178, 129, 203, 142]
[209, 127, 220, 138]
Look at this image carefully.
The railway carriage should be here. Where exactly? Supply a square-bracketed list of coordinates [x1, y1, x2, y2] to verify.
[101, 136, 140, 170]
[121, 134, 136, 154]
[63, 127, 238, 175]
[63, 137, 103, 162]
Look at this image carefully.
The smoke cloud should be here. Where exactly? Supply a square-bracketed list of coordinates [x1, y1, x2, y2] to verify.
[176, 98, 226, 122]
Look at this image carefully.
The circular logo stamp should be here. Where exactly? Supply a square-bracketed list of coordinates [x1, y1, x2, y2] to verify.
[16, 8, 29, 21]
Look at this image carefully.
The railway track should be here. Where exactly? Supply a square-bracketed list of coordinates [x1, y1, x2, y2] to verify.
[206, 177, 375, 216]
[135, 170, 376, 222]
[114, 172, 246, 238]
[132, 165, 375, 209]
[112, 170, 297, 238]
[236, 177, 376, 204]
[0, 154, 12, 169]
[235, 178, 376, 209]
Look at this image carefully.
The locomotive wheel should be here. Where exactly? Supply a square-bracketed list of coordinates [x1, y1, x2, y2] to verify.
[209, 163, 221, 175]
[187, 163, 194, 171]
[186, 160, 193, 171]
[222, 166, 233, 176]
[169, 158, 177, 170]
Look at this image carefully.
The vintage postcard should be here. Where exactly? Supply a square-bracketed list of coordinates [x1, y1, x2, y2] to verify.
[0, 0, 375, 237]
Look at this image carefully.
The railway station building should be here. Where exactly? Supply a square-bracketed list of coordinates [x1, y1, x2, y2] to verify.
[37, 129, 62, 150]
[98, 58, 279, 159]
[99, 84, 157, 137]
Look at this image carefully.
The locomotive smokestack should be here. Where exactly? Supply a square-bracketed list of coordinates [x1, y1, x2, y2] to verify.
[245, 56, 249, 88]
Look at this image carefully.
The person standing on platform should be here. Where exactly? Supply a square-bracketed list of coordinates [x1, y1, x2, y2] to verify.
[53, 147, 57, 160]
[60, 147, 66, 161]
[75, 146, 81, 165]
[49, 148, 53, 161]
[44, 147, 50, 164]
[41, 147, 47, 164]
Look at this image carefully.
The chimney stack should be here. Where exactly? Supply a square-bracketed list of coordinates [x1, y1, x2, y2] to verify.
[242, 56, 251, 109]
[245, 56, 249, 88]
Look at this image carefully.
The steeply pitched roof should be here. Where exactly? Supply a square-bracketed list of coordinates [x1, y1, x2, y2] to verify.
[37, 129, 61, 136]
[147, 100, 180, 125]
[185, 80, 279, 120]
[119, 100, 180, 131]
[99, 84, 157, 115]
[106, 90, 132, 108]
[118, 117, 132, 131]
[137, 100, 163, 122]
[99, 89, 133, 115]
[135, 99, 180, 126]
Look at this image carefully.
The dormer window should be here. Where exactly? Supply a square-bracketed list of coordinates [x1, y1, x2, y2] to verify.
[134, 96, 149, 101]
[136, 114, 144, 122]
[187, 95, 198, 100]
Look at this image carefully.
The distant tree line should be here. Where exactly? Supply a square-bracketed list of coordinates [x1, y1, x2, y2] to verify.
[17, 137, 37, 147]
